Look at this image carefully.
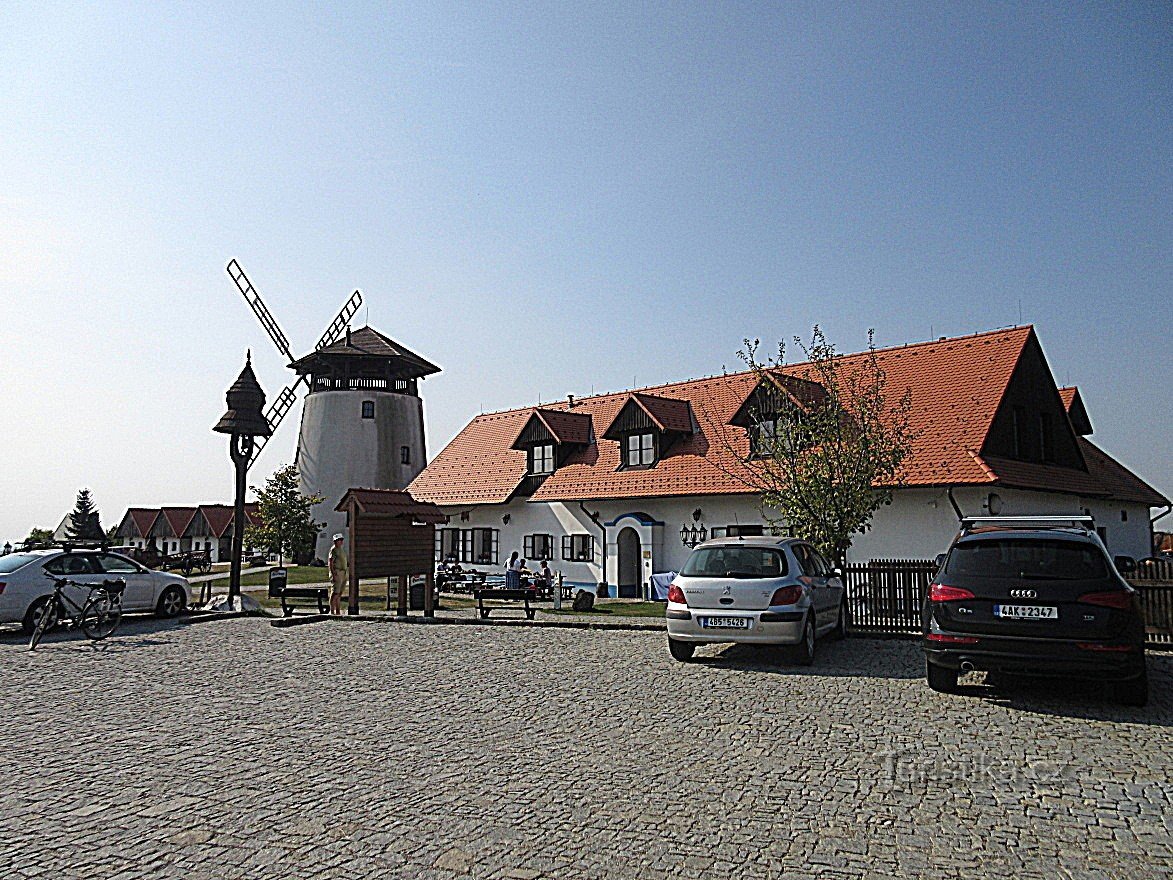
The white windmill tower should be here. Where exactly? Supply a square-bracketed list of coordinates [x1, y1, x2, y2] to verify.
[227, 260, 441, 560]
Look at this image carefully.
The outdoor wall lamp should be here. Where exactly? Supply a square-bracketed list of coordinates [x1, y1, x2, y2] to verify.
[213, 352, 271, 609]
[680, 522, 708, 548]
[502, 514, 511, 525]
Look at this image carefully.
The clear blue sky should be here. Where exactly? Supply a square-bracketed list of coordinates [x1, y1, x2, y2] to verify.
[1, 2, 1169, 544]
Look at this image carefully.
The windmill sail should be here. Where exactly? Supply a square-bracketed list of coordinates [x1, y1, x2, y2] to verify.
[227, 259, 294, 361]
[316, 290, 363, 349]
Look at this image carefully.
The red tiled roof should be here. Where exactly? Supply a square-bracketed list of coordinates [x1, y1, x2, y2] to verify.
[511, 408, 593, 447]
[1077, 439, 1168, 506]
[159, 509, 198, 537]
[334, 488, 449, 523]
[410, 327, 1163, 506]
[126, 508, 159, 538]
[1057, 386, 1093, 435]
[197, 505, 235, 538]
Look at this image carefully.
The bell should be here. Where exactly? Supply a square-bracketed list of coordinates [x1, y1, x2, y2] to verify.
[213, 354, 272, 437]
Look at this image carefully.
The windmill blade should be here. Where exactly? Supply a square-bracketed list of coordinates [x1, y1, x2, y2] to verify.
[315, 290, 363, 350]
[248, 383, 301, 467]
[227, 259, 294, 361]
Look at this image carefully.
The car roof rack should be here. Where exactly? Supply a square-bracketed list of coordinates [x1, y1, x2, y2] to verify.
[959, 515, 1094, 536]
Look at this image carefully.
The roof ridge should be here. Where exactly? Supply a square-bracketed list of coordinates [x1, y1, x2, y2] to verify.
[466, 326, 1035, 419]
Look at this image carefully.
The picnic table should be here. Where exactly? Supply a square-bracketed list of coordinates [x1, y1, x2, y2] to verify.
[474, 587, 537, 620]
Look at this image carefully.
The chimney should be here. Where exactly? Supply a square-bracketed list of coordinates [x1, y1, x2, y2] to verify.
[345, 326, 352, 346]
[567, 394, 575, 409]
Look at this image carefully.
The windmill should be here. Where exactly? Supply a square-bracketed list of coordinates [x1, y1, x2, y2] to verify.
[226, 258, 441, 560]
[226, 258, 363, 468]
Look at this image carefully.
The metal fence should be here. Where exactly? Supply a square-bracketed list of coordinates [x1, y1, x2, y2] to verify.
[843, 557, 1173, 647]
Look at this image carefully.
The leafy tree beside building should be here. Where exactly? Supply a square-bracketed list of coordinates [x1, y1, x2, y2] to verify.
[245, 464, 324, 564]
[719, 327, 916, 567]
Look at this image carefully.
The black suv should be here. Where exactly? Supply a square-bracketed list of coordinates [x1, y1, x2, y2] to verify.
[923, 516, 1147, 706]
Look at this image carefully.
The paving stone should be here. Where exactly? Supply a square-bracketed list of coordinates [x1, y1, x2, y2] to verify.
[0, 618, 1169, 878]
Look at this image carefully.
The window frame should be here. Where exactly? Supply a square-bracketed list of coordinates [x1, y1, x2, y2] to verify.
[621, 432, 657, 469]
[529, 443, 556, 475]
[361, 400, 375, 420]
[562, 533, 595, 562]
[524, 533, 554, 561]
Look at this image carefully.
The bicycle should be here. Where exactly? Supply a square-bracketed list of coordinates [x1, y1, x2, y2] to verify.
[28, 575, 126, 651]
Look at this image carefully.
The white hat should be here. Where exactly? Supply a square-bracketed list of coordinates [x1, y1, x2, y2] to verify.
[332, 533, 344, 541]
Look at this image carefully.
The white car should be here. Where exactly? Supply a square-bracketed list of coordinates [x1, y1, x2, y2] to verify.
[666, 537, 847, 664]
[0, 549, 191, 633]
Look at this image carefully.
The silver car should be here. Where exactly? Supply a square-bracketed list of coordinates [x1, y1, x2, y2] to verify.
[665, 537, 847, 664]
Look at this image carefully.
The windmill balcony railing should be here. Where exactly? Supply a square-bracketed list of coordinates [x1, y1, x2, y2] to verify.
[312, 376, 418, 394]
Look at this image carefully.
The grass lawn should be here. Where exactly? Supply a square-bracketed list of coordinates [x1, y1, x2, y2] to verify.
[541, 601, 666, 619]
[202, 566, 329, 588]
[242, 581, 479, 612]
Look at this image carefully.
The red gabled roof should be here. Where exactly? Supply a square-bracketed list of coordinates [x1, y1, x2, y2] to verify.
[197, 505, 235, 538]
[410, 327, 1163, 507]
[126, 508, 159, 538]
[608, 393, 695, 435]
[511, 408, 594, 448]
[1058, 386, 1093, 435]
[162, 507, 197, 536]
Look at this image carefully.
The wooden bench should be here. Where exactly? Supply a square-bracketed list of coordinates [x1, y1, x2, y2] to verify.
[270, 584, 329, 617]
[475, 588, 536, 620]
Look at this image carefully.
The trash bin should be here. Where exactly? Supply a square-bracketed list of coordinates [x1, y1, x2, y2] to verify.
[268, 567, 288, 598]
[409, 579, 426, 611]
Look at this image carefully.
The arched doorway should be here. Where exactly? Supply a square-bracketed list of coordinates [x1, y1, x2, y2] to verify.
[617, 527, 642, 598]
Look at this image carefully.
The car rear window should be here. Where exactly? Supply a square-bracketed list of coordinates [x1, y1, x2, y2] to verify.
[0, 553, 40, 574]
[681, 546, 788, 578]
[945, 539, 1109, 580]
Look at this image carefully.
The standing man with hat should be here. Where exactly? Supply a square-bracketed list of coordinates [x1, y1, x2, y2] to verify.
[328, 533, 349, 615]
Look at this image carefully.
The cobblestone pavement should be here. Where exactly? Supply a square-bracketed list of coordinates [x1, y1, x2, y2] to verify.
[1, 618, 1170, 879]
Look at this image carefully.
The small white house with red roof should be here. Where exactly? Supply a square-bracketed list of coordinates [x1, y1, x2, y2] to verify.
[409, 327, 1167, 596]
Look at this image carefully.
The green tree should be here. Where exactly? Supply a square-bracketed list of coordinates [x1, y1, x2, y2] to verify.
[65, 488, 104, 541]
[23, 527, 55, 547]
[245, 464, 324, 564]
[711, 327, 916, 567]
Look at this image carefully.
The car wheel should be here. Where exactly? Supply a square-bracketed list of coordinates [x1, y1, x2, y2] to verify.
[830, 599, 848, 640]
[668, 637, 696, 662]
[788, 614, 816, 666]
[155, 585, 186, 618]
[926, 659, 958, 694]
[22, 597, 57, 636]
[1116, 670, 1148, 707]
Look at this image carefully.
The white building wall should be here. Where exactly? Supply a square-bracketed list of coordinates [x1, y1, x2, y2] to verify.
[443, 487, 1154, 592]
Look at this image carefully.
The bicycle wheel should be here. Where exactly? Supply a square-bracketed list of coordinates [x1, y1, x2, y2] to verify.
[81, 594, 122, 640]
[28, 598, 60, 650]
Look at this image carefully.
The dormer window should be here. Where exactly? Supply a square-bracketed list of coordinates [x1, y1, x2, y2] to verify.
[603, 393, 693, 472]
[624, 432, 657, 468]
[530, 443, 555, 475]
[730, 374, 825, 460]
[510, 408, 594, 495]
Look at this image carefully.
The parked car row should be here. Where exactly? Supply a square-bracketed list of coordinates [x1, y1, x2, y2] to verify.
[665, 516, 1149, 706]
[0, 549, 192, 634]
